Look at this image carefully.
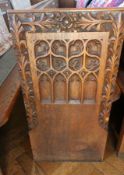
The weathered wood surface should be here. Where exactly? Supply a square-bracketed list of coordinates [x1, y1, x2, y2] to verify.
[8, 6, 124, 161]
[26, 32, 109, 161]
[0, 65, 20, 127]
[0, 96, 124, 175]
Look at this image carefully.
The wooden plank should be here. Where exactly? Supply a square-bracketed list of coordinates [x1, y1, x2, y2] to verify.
[0, 65, 20, 127]
[1, 145, 26, 164]
[66, 163, 95, 175]
[3, 160, 25, 175]
[90, 168, 104, 175]
[0, 92, 124, 175]
[17, 153, 45, 175]
[38, 162, 62, 175]
[50, 163, 82, 175]
[106, 152, 124, 174]
[93, 161, 123, 175]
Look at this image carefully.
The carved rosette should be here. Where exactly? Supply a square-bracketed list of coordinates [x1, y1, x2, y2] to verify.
[8, 10, 124, 130]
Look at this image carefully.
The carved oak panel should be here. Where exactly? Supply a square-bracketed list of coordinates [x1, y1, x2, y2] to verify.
[8, 8, 124, 161]
[27, 32, 108, 105]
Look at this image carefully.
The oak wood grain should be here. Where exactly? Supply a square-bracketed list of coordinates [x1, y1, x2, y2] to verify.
[8, 3, 124, 161]
[0, 95, 124, 175]
[0, 65, 20, 127]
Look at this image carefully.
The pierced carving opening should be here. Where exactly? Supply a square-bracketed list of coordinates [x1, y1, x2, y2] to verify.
[54, 74, 66, 103]
[86, 40, 101, 57]
[69, 56, 83, 71]
[36, 56, 50, 72]
[19, 31, 26, 41]
[52, 56, 66, 71]
[83, 74, 97, 104]
[69, 74, 82, 104]
[39, 74, 51, 103]
[35, 40, 49, 57]
[85, 56, 100, 71]
[69, 40, 84, 57]
[51, 40, 66, 57]
[20, 43, 27, 55]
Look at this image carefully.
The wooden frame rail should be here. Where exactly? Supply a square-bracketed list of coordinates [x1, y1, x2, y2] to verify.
[0, 65, 20, 127]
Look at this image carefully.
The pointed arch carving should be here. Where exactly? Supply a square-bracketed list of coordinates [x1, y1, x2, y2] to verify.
[39, 74, 51, 103]
[69, 74, 82, 103]
[54, 74, 66, 103]
[83, 74, 97, 103]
